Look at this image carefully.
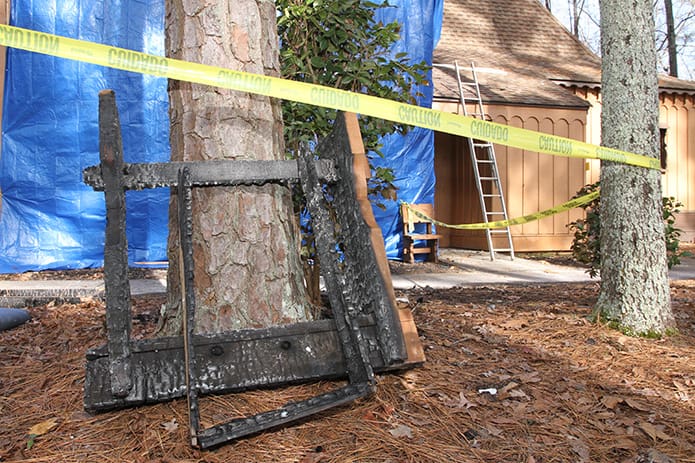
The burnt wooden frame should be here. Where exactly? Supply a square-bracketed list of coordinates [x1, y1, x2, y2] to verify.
[83, 90, 409, 448]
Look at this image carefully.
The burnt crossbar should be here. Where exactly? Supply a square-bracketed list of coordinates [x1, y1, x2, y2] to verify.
[83, 159, 338, 190]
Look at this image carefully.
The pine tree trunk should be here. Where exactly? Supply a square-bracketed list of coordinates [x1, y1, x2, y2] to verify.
[161, 0, 310, 334]
[596, 0, 674, 335]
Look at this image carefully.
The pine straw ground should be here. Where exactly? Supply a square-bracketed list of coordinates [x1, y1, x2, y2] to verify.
[1, 278, 695, 462]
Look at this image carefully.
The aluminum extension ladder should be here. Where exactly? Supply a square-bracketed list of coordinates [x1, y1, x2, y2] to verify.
[439, 61, 515, 261]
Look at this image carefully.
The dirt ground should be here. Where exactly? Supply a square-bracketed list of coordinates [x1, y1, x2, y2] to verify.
[1, 264, 694, 462]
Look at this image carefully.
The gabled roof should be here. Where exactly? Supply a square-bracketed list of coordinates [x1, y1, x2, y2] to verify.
[432, 0, 695, 108]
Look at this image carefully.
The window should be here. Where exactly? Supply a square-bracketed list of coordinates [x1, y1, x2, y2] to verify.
[660, 127, 668, 171]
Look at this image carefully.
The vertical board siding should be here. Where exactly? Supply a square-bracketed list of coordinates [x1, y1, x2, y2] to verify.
[552, 118, 570, 235]
[520, 115, 539, 236]
[434, 104, 587, 251]
[538, 117, 555, 236]
[568, 118, 587, 226]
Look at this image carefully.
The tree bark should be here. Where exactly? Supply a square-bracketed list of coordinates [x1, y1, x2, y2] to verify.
[596, 0, 674, 335]
[161, 0, 310, 334]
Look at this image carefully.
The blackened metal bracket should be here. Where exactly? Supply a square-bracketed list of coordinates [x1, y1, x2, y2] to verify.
[83, 90, 413, 448]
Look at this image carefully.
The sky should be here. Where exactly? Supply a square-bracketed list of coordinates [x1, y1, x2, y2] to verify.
[546, 0, 695, 80]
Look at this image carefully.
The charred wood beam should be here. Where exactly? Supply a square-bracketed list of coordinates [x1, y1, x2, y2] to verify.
[84, 317, 394, 413]
[311, 113, 407, 366]
[83, 159, 338, 191]
[98, 89, 132, 398]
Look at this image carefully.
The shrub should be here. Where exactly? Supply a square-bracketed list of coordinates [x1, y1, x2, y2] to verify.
[567, 182, 691, 277]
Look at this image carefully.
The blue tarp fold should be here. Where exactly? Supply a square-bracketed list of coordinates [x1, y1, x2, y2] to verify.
[0, 0, 170, 273]
[373, 0, 443, 259]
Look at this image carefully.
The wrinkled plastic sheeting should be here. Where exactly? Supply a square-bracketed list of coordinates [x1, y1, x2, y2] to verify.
[372, 0, 443, 260]
[0, 0, 170, 273]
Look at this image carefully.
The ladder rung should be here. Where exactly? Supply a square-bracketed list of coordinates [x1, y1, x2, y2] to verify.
[473, 142, 493, 148]
[486, 212, 505, 216]
[493, 248, 513, 252]
[482, 194, 502, 198]
[479, 177, 498, 181]
[476, 159, 495, 164]
[489, 229, 510, 234]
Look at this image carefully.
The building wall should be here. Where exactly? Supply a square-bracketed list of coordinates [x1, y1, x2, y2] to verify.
[434, 86, 695, 253]
[569, 86, 695, 242]
[433, 100, 588, 251]
[660, 93, 695, 241]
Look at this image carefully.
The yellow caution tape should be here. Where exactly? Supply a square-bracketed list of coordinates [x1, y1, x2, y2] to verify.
[0, 24, 660, 170]
[402, 190, 599, 230]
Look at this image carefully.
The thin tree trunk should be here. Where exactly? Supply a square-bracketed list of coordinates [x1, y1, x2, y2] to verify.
[664, 0, 679, 77]
[161, 0, 310, 334]
[572, 0, 580, 37]
[596, 0, 674, 335]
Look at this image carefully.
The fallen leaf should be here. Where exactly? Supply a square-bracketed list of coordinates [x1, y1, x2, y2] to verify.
[601, 395, 622, 409]
[500, 319, 527, 329]
[517, 371, 541, 383]
[300, 448, 327, 463]
[389, 424, 413, 439]
[499, 381, 520, 394]
[611, 439, 637, 450]
[160, 418, 178, 432]
[27, 418, 58, 437]
[641, 448, 675, 463]
[567, 435, 590, 462]
[26, 418, 58, 450]
[639, 422, 672, 441]
[459, 333, 482, 342]
[485, 423, 504, 437]
[624, 398, 650, 412]
[508, 388, 528, 399]
[452, 391, 476, 409]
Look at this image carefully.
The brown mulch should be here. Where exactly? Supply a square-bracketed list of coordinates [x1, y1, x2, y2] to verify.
[1, 280, 694, 462]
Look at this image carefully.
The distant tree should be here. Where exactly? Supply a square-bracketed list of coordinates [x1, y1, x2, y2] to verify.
[595, 0, 675, 336]
[656, 0, 695, 77]
[547, 0, 695, 78]
[664, 0, 679, 76]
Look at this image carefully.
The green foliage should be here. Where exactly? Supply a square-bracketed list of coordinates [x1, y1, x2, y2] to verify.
[277, 0, 430, 205]
[567, 183, 602, 277]
[567, 182, 691, 277]
[662, 195, 692, 267]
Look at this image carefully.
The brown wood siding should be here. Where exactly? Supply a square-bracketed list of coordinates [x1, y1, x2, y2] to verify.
[433, 102, 588, 252]
[660, 93, 695, 241]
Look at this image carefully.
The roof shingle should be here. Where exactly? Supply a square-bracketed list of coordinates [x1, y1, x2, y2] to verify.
[433, 0, 695, 107]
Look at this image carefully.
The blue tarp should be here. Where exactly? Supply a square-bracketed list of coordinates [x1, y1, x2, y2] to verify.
[373, 0, 443, 259]
[0, 0, 442, 272]
[0, 0, 170, 273]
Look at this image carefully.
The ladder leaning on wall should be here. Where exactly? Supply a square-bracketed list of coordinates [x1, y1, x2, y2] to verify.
[435, 61, 515, 261]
